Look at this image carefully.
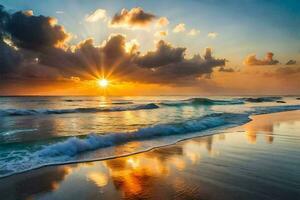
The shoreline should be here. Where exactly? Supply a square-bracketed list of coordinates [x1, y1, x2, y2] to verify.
[1, 110, 300, 199]
[0, 109, 297, 179]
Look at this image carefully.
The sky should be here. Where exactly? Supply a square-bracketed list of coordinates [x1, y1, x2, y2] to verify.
[0, 0, 299, 95]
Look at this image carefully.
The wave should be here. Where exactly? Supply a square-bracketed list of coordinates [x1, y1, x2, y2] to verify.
[38, 113, 249, 157]
[161, 98, 244, 106]
[252, 104, 300, 115]
[0, 112, 251, 178]
[0, 103, 159, 116]
[0, 128, 37, 136]
[111, 101, 133, 105]
[240, 96, 282, 103]
[1, 104, 300, 178]
[63, 99, 133, 105]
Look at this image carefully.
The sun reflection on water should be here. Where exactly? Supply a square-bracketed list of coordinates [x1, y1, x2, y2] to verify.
[3, 111, 300, 200]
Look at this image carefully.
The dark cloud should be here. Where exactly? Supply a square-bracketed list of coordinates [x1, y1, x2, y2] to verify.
[0, 5, 9, 37]
[38, 34, 137, 79]
[135, 40, 186, 68]
[111, 7, 156, 28]
[244, 52, 279, 66]
[6, 11, 69, 50]
[286, 59, 296, 65]
[39, 37, 226, 84]
[0, 5, 226, 86]
[132, 48, 226, 84]
[0, 5, 70, 79]
[218, 67, 235, 72]
[0, 40, 22, 75]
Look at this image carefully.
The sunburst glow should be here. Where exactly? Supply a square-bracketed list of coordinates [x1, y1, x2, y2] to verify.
[98, 79, 109, 88]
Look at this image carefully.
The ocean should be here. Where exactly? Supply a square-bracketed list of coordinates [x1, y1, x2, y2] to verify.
[0, 96, 299, 178]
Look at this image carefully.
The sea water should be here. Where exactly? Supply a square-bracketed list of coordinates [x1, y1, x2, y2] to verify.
[0, 95, 299, 177]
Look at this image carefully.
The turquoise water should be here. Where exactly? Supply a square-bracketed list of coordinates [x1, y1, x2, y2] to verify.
[0, 96, 299, 177]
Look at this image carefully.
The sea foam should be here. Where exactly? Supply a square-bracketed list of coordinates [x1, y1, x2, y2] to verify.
[1, 104, 300, 178]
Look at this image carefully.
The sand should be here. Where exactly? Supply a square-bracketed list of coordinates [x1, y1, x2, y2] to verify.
[0, 110, 299, 200]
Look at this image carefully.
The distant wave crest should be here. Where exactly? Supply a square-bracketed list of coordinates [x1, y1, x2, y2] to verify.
[0, 103, 159, 116]
[161, 98, 244, 106]
[239, 96, 282, 103]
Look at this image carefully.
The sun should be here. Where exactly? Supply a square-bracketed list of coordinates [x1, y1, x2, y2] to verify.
[98, 79, 109, 88]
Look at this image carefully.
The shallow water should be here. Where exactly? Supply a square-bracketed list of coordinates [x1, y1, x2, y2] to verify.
[0, 96, 299, 177]
[0, 110, 299, 200]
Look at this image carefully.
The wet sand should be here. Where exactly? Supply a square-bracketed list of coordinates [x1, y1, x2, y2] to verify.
[0, 110, 300, 200]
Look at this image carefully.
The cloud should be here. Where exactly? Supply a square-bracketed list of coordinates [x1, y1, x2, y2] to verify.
[6, 11, 70, 50]
[135, 40, 186, 68]
[55, 11, 64, 14]
[125, 39, 139, 53]
[0, 5, 226, 86]
[244, 52, 279, 66]
[188, 29, 200, 36]
[38, 34, 136, 79]
[156, 17, 169, 27]
[218, 67, 235, 72]
[0, 5, 9, 34]
[110, 7, 156, 28]
[22, 10, 33, 16]
[154, 30, 168, 37]
[173, 23, 185, 33]
[85, 9, 107, 22]
[286, 59, 296, 65]
[208, 32, 218, 39]
[136, 47, 226, 84]
[0, 40, 23, 75]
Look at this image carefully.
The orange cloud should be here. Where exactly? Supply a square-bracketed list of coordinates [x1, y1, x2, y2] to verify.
[173, 23, 186, 33]
[154, 30, 168, 37]
[244, 52, 279, 66]
[156, 17, 169, 27]
[110, 7, 156, 28]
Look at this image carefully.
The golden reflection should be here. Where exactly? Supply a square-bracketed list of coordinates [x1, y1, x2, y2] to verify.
[4, 111, 300, 200]
[243, 111, 300, 144]
[170, 157, 186, 170]
[183, 141, 202, 164]
[114, 141, 142, 155]
[126, 158, 140, 169]
[87, 172, 108, 187]
[100, 138, 213, 197]
[44, 166, 73, 191]
[244, 115, 275, 144]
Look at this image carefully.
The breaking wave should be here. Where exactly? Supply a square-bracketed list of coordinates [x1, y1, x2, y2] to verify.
[38, 113, 248, 157]
[0, 103, 159, 116]
[1, 104, 300, 178]
[161, 98, 244, 106]
[0, 112, 250, 178]
[240, 96, 282, 103]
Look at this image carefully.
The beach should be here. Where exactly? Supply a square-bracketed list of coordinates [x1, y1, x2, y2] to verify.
[1, 110, 299, 200]
[0, 0, 299, 199]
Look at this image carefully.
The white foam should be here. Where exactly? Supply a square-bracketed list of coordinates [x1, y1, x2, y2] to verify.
[37, 113, 247, 157]
[0, 128, 37, 136]
[1, 104, 300, 178]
